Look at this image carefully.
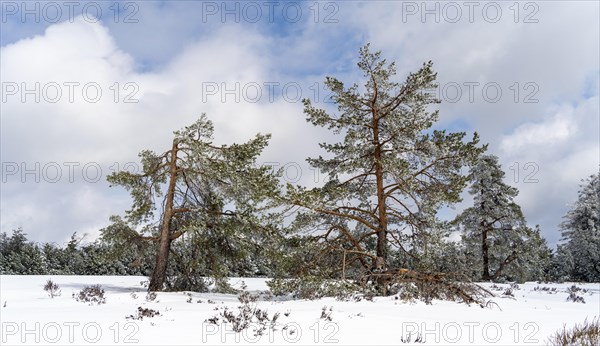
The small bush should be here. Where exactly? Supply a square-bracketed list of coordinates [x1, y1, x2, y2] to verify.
[238, 290, 259, 304]
[145, 292, 157, 302]
[533, 286, 558, 294]
[546, 317, 599, 346]
[566, 285, 586, 304]
[126, 307, 160, 320]
[489, 284, 503, 291]
[401, 332, 424, 344]
[320, 306, 333, 321]
[205, 287, 287, 336]
[206, 305, 282, 336]
[43, 279, 61, 298]
[73, 285, 106, 305]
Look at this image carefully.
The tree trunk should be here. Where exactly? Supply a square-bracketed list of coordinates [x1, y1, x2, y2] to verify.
[372, 108, 388, 268]
[479, 188, 491, 281]
[148, 140, 179, 292]
[371, 103, 389, 295]
[490, 250, 518, 281]
[481, 224, 491, 281]
[149, 234, 172, 291]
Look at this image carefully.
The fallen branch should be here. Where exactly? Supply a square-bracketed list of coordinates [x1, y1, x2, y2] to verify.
[361, 268, 493, 304]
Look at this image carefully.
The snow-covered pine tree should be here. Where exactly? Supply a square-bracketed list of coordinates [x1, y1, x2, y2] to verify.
[105, 114, 282, 291]
[549, 244, 575, 282]
[0, 229, 46, 275]
[558, 173, 600, 282]
[502, 225, 553, 282]
[454, 155, 548, 282]
[283, 44, 486, 299]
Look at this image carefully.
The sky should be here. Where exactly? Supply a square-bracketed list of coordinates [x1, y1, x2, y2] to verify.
[0, 1, 598, 248]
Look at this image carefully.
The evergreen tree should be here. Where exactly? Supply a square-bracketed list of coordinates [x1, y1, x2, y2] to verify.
[502, 225, 553, 282]
[285, 44, 485, 293]
[0, 229, 46, 275]
[454, 154, 547, 282]
[40, 240, 83, 275]
[105, 115, 281, 291]
[549, 244, 575, 282]
[559, 173, 600, 282]
[0, 229, 154, 276]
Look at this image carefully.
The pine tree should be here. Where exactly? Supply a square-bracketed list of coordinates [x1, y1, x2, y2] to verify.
[286, 44, 485, 294]
[559, 173, 600, 282]
[549, 244, 575, 282]
[454, 154, 547, 282]
[0, 229, 46, 275]
[105, 115, 280, 291]
[503, 225, 553, 282]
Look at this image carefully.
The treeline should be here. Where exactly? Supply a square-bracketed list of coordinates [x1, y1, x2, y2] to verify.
[0, 229, 274, 283]
[0, 230, 151, 276]
[2, 45, 598, 299]
[2, 174, 597, 286]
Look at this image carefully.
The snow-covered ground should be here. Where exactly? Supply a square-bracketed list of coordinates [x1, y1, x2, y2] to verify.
[0, 275, 598, 345]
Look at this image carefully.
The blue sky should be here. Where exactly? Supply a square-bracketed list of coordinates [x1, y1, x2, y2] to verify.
[1, 1, 599, 247]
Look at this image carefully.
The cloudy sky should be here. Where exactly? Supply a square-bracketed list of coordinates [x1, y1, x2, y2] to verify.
[1, 1, 598, 247]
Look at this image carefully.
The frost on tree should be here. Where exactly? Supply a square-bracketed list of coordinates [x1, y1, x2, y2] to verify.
[559, 173, 600, 282]
[454, 155, 549, 282]
[105, 115, 281, 292]
[282, 44, 488, 301]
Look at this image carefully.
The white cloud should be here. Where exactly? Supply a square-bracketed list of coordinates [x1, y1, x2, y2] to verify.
[498, 96, 599, 244]
[1, 17, 321, 243]
[499, 111, 577, 155]
[1, 1, 598, 248]
[339, 1, 599, 245]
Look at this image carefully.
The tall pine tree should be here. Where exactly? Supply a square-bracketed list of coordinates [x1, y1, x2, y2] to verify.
[285, 44, 485, 293]
[454, 154, 547, 281]
[558, 173, 600, 282]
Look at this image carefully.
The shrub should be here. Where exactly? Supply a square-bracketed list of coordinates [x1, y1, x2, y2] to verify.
[73, 285, 106, 305]
[205, 287, 287, 336]
[320, 306, 333, 321]
[546, 317, 599, 346]
[401, 332, 424, 344]
[126, 307, 160, 320]
[43, 279, 61, 298]
[489, 284, 503, 292]
[145, 292, 157, 302]
[566, 285, 586, 304]
[238, 290, 260, 304]
[533, 286, 558, 294]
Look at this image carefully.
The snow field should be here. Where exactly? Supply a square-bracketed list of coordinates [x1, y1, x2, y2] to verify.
[0, 275, 598, 345]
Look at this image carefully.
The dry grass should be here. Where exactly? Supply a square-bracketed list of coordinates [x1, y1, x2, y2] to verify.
[546, 317, 599, 346]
